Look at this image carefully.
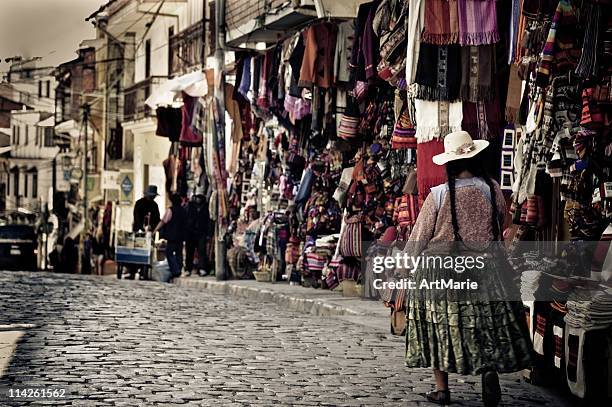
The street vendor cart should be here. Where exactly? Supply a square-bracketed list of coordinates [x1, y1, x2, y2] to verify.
[115, 231, 153, 280]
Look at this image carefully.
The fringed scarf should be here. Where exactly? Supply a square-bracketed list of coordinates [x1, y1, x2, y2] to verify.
[505, 64, 523, 123]
[460, 45, 495, 102]
[406, 0, 426, 86]
[414, 99, 463, 143]
[417, 139, 447, 204]
[414, 43, 462, 101]
[422, 0, 459, 45]
[461, 99, 502, 140]
[457, 0, 499, 46]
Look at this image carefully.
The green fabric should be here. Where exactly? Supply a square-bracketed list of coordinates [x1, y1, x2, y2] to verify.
[404, 256, 533, 375]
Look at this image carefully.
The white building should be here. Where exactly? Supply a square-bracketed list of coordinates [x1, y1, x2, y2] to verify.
[2, 59, 59, 219]
[6, 110, 59, 215]
[88, 0, 207, 231]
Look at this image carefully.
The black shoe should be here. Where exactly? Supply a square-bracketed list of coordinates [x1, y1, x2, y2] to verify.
[482, 370, 501, 407]
[425, 389, 451, 405]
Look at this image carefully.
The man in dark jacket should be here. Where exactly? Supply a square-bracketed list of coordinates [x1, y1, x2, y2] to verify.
[133, 185, 161, 232]
[185, 187, 210, 276]
[154, 194, 186, 278]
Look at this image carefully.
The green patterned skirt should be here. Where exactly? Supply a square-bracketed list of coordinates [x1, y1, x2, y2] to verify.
[405, 251, 533, 375]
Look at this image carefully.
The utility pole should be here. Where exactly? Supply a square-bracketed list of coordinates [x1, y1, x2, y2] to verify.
[83, 103, 90, 233]
[214, 0, 226, 281]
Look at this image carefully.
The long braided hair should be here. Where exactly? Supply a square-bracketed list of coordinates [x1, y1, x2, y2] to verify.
[445, 157, 502, 242]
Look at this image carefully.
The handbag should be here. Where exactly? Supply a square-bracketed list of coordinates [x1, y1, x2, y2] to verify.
[391, 104, 417, 149]
[337, 96, 361, 140]
[339, 215, 363, 257]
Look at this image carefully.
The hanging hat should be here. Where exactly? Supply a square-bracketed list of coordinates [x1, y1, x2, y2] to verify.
[432, 131, 489, 166]
[144, 185, 159, 197]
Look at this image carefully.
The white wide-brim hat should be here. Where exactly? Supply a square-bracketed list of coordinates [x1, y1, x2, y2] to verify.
[432, 131, 489, 166]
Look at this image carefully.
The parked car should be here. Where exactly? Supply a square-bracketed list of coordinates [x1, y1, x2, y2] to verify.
[0, 224, 37, 271]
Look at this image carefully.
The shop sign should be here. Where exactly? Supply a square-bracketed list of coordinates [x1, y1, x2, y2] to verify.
[102, 170, 120, 190]
[119, 171, 134, 205]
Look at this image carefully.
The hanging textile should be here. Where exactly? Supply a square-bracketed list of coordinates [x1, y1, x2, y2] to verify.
[421, 0, 459, 45]
[456, 0, 499, 46]
[155, 107, 182, 142]
[414, 43, 462, 101]
[416, 139, 447, 204]
[180, 92, 203, 146]
[414, 99, 463, 143]
[459, 44, 495, 102]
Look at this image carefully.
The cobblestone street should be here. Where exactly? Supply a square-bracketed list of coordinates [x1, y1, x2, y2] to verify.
[0, 272, 574, 406]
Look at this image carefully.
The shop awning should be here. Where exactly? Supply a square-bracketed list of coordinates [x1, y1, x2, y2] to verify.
[145, 70, 208, 109]
[55, 119, 94, 139]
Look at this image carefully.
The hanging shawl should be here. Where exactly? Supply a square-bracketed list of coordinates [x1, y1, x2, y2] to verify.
[414, 99, 463, 143]
[457, 0, 499, 46]
[505, 64, 523, 123]
[406, 0, 425, 87]
[414, 43, 462, 101]
[421, 0, 459, 45]
[459, 44, 495, 102]
[416, 139, 447, 205]
[461, 99, 502, 140]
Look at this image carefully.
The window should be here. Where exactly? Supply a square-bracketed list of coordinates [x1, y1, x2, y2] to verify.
[25, 125, 29, 145]
[168, 26, 174, 74]
[46, 81, 51, 98]
[38, 81, 42, 97]
[13, 172, 18, 196]
[24, 173, 28, 198]
[16, 126, 20, 145]
[145, 39, 151, 78]
[89, 145, 98, 173]
[32, 172, 38, 198]
[44, 128, 54, 147]
[12, 125, 16, 144]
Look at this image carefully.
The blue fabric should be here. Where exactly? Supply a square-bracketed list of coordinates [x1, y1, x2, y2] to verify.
[238, 57, 251, 98]
[294, 168, 314, 204]
[166, 241, 184, 278]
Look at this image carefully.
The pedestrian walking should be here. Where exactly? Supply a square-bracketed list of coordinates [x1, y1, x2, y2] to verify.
[185, 187, 210, 276]
[405, 131, 533, 406]
[154, 194, 187, 279]
[92, 227, 105, 276]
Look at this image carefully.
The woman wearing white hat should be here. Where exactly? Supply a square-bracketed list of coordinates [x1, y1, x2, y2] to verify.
[404, 131, 532, 406]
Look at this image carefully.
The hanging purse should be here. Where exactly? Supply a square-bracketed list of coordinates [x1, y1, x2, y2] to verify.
[339, 215, 363, 258]
[391, 103, 417, 150]
[337, 96, 361, 140]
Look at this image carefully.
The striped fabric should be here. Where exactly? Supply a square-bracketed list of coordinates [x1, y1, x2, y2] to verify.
[457, 0, 499, 46]
[536, 0, 578, 86]
[421, 0, 459, 45]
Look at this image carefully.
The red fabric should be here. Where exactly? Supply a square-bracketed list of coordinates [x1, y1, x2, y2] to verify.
[179, 92, 203, 146]
[416, 140, 447, 205]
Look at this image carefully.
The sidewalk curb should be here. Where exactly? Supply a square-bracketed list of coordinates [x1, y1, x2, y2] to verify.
[173, 278, 386, 318]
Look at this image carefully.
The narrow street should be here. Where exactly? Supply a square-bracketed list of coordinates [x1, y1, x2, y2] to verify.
[0, 271, 572, 406]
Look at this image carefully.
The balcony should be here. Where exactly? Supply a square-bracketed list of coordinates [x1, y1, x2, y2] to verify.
[123, 76, 166, 122]
[169, 21, 205, 77]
